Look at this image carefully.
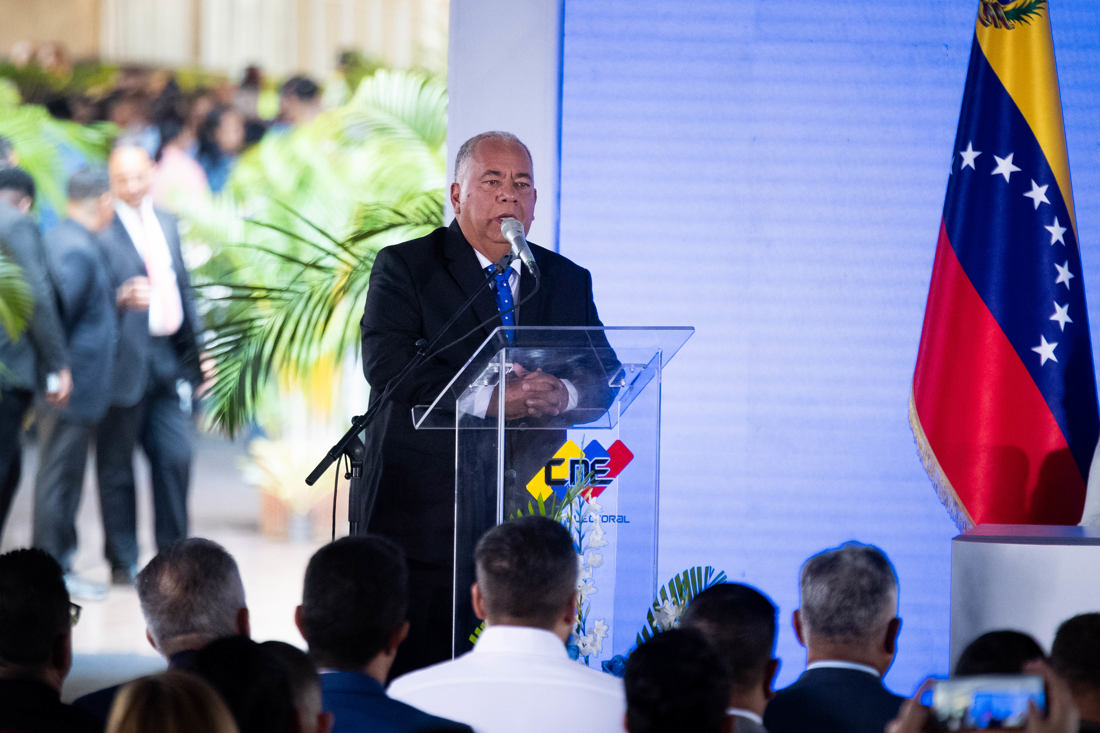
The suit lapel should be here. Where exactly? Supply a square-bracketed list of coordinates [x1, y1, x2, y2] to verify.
[442, 222, 504, 341]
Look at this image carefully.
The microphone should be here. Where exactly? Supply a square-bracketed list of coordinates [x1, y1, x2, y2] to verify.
[500, 217, 539, 279]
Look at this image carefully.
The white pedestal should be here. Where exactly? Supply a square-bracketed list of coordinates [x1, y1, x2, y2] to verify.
[950, 524, 1100, 669]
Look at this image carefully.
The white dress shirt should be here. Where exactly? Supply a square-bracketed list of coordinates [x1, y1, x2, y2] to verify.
[388, 626, 625, 733]
[115, 198, 183, 336]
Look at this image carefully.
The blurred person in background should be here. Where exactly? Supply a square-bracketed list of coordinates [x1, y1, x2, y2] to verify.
[33, 166, 118, 602]
[197, 104, 245, 194]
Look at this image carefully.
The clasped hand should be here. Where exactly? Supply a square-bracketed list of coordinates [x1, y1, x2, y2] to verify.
[489, 363, 569, 420]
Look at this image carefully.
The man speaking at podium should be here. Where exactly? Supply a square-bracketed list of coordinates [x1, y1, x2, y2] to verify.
[359, 131, 609, 677]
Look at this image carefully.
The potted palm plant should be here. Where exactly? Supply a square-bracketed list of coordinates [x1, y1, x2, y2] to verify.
[181, 69, 448, 539]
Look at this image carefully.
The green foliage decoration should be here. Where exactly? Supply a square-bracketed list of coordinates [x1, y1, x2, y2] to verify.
[0, 251, 32, 341]
[182, 68, 448, 435]
[0, 78, 114, 214]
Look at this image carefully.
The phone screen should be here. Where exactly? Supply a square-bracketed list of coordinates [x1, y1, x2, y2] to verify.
[929, 674, 1045, 730]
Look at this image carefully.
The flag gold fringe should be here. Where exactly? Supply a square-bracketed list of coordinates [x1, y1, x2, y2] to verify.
[909, 390, 975, 532]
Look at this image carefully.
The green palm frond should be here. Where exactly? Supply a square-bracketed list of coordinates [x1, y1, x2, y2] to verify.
[636, 566, 728, 645]
[0, 252, 32, 340]
[1003, 0, 1046, 24]
[178, 67, 448, 435]
[196, 190, 443, 435]
[0, 86, 114, 213]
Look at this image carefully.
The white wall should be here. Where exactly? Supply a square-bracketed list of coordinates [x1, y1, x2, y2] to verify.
[446, 0, 562, 247]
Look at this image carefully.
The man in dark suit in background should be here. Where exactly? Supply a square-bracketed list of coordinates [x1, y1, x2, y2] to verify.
[33, 167, 118, 601]
[359, 131, 611, 676]
[296, 535, 471, 733]
[0, 167, 72, 539]
[682, 583, 780, 733]
[764, 542, 905, 733]
[95, 143, 203, 585]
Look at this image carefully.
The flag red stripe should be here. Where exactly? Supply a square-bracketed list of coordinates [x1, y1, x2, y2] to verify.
[913, 221, 1086, 524]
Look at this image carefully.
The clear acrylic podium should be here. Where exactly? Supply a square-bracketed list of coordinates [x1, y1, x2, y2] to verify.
[411, 326, 692, 668]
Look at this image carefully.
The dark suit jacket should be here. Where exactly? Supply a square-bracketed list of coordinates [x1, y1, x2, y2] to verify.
[358, 221, 613, 563]
[43, 218, 117, 422]
[322, 671, 472, 733]
[0, 677, 103, 732]
[0, 200, 68, 391]
[763, 666, 906, 733]
[95, 208, 202, 407]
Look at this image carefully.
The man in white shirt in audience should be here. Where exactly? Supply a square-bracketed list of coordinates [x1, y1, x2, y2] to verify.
[387, 516, 624, 733]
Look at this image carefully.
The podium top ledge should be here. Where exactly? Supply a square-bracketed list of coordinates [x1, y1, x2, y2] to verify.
[955, 523, 1100, 545]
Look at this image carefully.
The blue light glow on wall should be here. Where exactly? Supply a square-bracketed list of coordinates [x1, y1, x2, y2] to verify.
[558, 1, 1100, 693]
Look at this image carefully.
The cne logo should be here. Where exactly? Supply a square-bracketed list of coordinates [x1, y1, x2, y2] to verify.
[525, 439, 634, 503]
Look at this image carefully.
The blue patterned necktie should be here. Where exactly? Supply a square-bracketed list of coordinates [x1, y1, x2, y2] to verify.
[486, 266, 515, 344]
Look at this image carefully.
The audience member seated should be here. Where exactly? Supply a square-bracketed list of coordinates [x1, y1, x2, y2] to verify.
[296, 536, 471, 733]
[0, 548, 102, 732]
[886, 660, 1079, 733]
[955, 629, 1045, 676]
[74, 538, 250, 719]
[105, 670, 238, 733]
[261, 641, 333, 733]
[763, 541, 905, 733]
[387, 516, 625, 733]
[193, 635, 300, 733]
[624, 628, 732, 733]
[1051, 613, 1100, 733]
[681, 582, 779, 733]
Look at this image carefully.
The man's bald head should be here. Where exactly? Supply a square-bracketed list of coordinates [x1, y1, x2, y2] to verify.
[108, 143, 154, 209]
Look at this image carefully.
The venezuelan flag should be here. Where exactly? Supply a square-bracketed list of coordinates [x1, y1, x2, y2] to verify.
[910, 0, 1098, 527]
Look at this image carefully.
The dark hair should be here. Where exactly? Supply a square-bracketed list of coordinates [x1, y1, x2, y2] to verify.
[260, 641, 322, 732]
[1051, 613, 1100, 690]
[67, 166, 110, 201]
[136, 538, 246, 652]
[954, 629, 1045, 676]
[0, 166, 36, 203]
[681, 582, 777, 689]
[197, 104, 241, 163]
[194, 636, 297, 733]
[154, 112, 186, 162]
[0, 548, 70, 666]
[299, 535, 408, 669]
[624, 628, 730, 733]
[799, 541, 898, 644]
[474, 516, 577, 628]
[280, 75, 319, 101]
[0, 135, 14, 166]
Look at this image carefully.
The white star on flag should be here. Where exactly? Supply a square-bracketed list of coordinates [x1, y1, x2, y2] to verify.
[1055, 261, 1075, 289]
[1023, 179, 1050, 209]
[991, 153, 1021, 182]
[1032, 335, 1059, 365]
[958, 141, 981, 170]
[1050, 302, 1072, 331]
[1045, 217, 1067, 246]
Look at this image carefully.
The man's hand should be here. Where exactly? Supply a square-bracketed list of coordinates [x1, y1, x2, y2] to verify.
[488, 364, 571, 420]
[116, 275, 150, 311]
[1024, 660, 1078, 733]
[885, 679, 935, 733]
[45, 368, 73, 408]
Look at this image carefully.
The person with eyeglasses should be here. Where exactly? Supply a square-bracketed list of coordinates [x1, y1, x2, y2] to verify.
[0, 548, 103, 732]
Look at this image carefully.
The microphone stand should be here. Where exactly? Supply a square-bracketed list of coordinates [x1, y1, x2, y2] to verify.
[305, 253, 517, 536]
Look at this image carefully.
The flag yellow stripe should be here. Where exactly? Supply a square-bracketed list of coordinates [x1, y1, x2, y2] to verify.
[974, 6, 1077, 233]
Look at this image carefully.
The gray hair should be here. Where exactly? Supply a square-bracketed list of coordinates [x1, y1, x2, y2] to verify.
[137, 538, 246, 650]
[799, 542, 897, 644]
[453, 131, 532, 182]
